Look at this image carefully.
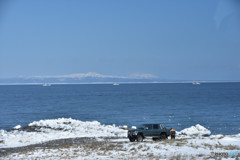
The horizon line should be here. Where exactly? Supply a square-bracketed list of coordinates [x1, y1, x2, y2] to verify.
[0, 81, 240, 86]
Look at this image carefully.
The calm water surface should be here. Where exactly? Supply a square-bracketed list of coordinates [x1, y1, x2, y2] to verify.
[0, 83, 239, 135]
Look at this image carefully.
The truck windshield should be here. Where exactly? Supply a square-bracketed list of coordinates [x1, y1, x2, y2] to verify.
[137, 124, 152, 129]
[137, 125, 145, 129]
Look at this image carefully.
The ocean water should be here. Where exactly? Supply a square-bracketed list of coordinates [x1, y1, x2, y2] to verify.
[0, 83, 239, 135]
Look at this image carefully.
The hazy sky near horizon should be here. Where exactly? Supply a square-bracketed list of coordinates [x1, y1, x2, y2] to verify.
[0, 0, 240, 80]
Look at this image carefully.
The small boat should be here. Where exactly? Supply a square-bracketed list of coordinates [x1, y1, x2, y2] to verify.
[192, 82, 200, 85]
[42, 83, 51, 87]
[113, 83, 119, 86]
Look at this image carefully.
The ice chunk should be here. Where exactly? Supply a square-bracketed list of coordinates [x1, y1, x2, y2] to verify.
[13, 125, 21, 130]
[178, 124, 211, 137]
[131, 126, 136, 129]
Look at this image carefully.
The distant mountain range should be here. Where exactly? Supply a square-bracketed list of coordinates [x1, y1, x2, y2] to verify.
[0, 72, 163, 84]
[1, 72, 235, 85]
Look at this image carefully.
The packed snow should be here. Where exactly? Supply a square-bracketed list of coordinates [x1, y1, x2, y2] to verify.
[2, 136, 240, 160]
[0, 119, 240, 159]
[0, 118, 127, 148]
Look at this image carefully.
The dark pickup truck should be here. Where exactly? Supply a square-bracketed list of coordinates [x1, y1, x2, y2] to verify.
[127, 124, 175, 142]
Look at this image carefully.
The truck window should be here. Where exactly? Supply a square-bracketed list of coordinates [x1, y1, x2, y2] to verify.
[153, 124, 158, 129]
[145, 124, 152, 130]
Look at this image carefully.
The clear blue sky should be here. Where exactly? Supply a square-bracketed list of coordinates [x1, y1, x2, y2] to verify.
[0, 0, 240, 80]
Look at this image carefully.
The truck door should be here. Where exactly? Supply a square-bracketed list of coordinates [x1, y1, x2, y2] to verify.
[152, 124, 160, 136]
[144, 124, 153, 136]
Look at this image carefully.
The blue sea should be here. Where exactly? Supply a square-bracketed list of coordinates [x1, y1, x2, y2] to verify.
[0, 83, 239, 135]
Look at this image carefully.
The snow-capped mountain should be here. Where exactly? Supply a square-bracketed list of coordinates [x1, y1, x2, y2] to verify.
[0, 72, 158, 84]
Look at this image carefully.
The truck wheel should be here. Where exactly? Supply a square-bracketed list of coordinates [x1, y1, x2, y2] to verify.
[137, 134, 143, 142]
[152, 137, 159, 141]
[129, 137, 135, 142]
[159, 133, 167, 140]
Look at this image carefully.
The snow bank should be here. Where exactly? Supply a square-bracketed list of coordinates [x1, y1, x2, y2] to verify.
[178, 124, 211, 137]
[0, 120, 237, 149]
[218, 135, 240, 146]
[0, 118, 127, 148]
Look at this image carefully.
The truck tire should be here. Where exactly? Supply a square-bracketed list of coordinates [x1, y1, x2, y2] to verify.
[137, 134, 143, 142]
[129, 137, 135, 142]
[152, 137, 159, 141]
[159, 133, 167, 140]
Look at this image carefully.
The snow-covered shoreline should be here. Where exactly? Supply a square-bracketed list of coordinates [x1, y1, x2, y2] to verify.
[1, 136, 240, 160]
[0, 118, 127, 148]
[0, 118, 239, 159]
[0, 118, 239, 148]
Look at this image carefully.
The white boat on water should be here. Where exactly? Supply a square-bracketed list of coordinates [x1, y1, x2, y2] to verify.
[192, 82, 200, 85]
[113, 83, 119, 86]
[42, 83, 51, 87]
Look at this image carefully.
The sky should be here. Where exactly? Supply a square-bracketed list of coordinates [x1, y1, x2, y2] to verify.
[0, 0, 240, 81]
